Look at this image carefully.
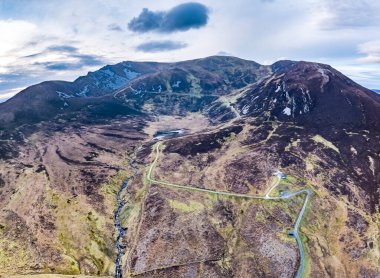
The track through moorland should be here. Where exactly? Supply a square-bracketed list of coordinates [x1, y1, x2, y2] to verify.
[146, 141, 311, 278]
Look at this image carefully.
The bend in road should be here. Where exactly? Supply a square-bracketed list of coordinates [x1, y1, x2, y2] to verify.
[147, 142, 311, 278]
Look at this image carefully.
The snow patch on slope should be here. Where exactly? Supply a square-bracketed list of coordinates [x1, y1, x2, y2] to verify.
[76, 85, 89, 97]
[283, 107, 291, 116]
[124, 69, 139, 80]
[56, 91, 73, 99]
[88, 67, 141, 92]
[172, 80, 182, 88]
[242, 104, 250, 115]
[318, 68, 330, 91]
[369, 156, 375, 176]
[275, 84, 281, 93]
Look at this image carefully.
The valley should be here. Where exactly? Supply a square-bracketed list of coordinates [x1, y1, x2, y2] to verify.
[0, 56, 379, 277]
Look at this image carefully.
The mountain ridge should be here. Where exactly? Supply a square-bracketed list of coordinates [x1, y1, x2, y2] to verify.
[1, 56, 379, 130]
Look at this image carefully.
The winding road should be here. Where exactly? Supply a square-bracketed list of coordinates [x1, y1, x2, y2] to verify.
[147, 141, 311, 278]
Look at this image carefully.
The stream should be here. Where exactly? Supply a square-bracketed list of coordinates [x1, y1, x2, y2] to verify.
[115, 156, 139, 278]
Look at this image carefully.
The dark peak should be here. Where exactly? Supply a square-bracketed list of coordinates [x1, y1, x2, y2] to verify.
[74, 60, 165, 83]
[174, 55, 262, 69]
[274, 60, 380, 100]
[271, 60, 298, 73]
[271, 60, 336, 74]
[237, 59, 380, 130]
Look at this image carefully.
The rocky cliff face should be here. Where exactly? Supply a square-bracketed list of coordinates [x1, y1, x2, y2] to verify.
[0, 56, 379, 277]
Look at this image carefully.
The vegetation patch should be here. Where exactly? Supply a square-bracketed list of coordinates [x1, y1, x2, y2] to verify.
[169, 199, 204, 213]
[312, 135, 340, 153]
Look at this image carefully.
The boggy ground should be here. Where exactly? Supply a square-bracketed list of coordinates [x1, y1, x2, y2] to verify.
[120, 115, 380, 277]
[122, 185, 300, 277]
[0, 113, 379, 277]
[0, 117, 147, 275]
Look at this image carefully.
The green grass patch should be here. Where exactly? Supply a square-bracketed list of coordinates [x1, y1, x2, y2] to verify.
[312, 135, 340, 153]
[300, 234, 311, 278]
[101, 170, 128, 196]
[255, 210, 266, 222]
[218, 223, 234, 240]
[169, 199, 204, 213]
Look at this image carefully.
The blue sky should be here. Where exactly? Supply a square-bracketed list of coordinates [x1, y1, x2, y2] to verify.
[1, 0, 379, 101]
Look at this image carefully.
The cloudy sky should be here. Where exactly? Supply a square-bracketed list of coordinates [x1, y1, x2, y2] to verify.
[1, 0, 380, 102]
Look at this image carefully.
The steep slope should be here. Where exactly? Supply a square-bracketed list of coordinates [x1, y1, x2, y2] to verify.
[113, 56, 270, 121]
[237, 61, 380, 130]
[73, 61, 164, 97]
[0, 61, 162, 129]
[233, 61, 380, 214]
[0, 56, 269, 130]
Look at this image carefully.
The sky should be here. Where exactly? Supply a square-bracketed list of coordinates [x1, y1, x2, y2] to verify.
[1, 0, 380, 102]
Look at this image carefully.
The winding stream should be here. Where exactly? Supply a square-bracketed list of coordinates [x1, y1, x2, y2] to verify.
[115, 154, 139, 278]
[115, 178, 130, 278]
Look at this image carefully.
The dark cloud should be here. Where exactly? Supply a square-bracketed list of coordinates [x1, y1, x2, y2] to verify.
[27, 44, 104, 71]
[0, 73, 24, 91]
[216, 51, 233, 56]
[23, 52, 43, 58]
[42, 62, 80, 71]
[108, 23, 123, 32]
[74, 54, 104, 66]
[136, 40, 187, 52]
[0, 43, 104, 101]
[128, 8, 163, 33]
[24, 45, 80, 59]
[0, 72, 41, 92]
[47, 45, 78, 53]
[36, 54, 103, 71]
[128, 2, 209, 33]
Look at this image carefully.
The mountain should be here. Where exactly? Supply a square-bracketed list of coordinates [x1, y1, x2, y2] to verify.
[373, 89, 380, 93]
[0, 56, 379, 277]
[238, 61, 380, 129]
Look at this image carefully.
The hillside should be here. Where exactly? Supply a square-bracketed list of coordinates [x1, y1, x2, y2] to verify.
[0, 56, 379, 277]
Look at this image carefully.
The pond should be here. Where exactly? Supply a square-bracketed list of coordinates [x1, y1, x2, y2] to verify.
[153, 129, 185, 140]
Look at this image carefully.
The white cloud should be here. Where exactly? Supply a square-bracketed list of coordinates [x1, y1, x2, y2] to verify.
[312, 0, 380, 29]
[358, 40, 380, 63]
[335, 63, 380, 89]
[0, 20, 38, 56]
[0, 87, 25, 103]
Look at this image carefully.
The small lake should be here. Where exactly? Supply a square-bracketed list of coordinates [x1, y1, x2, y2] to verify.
[153, 129, 185, 140]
